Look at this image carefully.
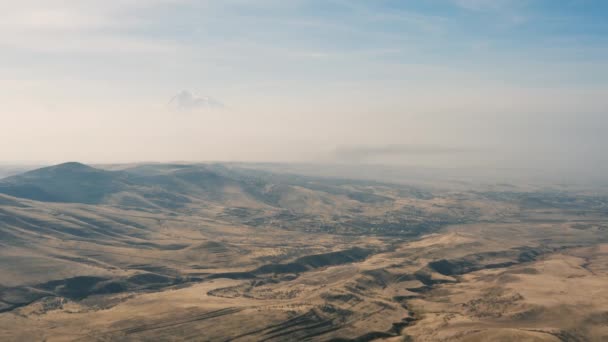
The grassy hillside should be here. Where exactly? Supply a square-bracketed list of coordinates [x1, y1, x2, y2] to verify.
[1, 162, 608, 341]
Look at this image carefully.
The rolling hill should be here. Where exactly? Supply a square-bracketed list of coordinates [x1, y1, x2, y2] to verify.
[1, 162, 608, 341]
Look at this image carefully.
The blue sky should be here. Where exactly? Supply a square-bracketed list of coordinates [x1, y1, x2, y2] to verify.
[1, 0, 607, 171]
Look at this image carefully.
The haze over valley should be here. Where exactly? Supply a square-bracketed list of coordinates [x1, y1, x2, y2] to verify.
[2, 0, 608, 341]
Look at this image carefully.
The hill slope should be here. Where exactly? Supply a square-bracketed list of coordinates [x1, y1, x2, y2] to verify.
[0, 162, 132, 204]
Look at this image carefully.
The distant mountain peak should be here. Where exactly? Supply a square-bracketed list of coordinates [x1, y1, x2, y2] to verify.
[51, 162, 93, 170]
[0, 162, 124, 204]
[17, 162, 101, 178]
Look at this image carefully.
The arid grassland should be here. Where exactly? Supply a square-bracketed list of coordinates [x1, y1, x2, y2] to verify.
[1, 163, 607, 341]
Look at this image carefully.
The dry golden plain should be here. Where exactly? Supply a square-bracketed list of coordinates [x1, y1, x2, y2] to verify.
[1, 163, 607, 341]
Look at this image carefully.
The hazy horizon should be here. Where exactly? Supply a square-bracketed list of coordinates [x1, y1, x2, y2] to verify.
[2, 1, 607, 176]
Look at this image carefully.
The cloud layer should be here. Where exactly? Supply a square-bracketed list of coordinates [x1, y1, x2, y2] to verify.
[334, 144, 477, 163]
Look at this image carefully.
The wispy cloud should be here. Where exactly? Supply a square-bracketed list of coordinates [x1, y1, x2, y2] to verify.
[0, 1, 182, 55]
[451, 0, 517, 11]
[169, 90, 224, 111]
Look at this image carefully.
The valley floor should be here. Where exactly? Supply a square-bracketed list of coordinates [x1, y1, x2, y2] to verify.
[2, 219, 607, 341]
